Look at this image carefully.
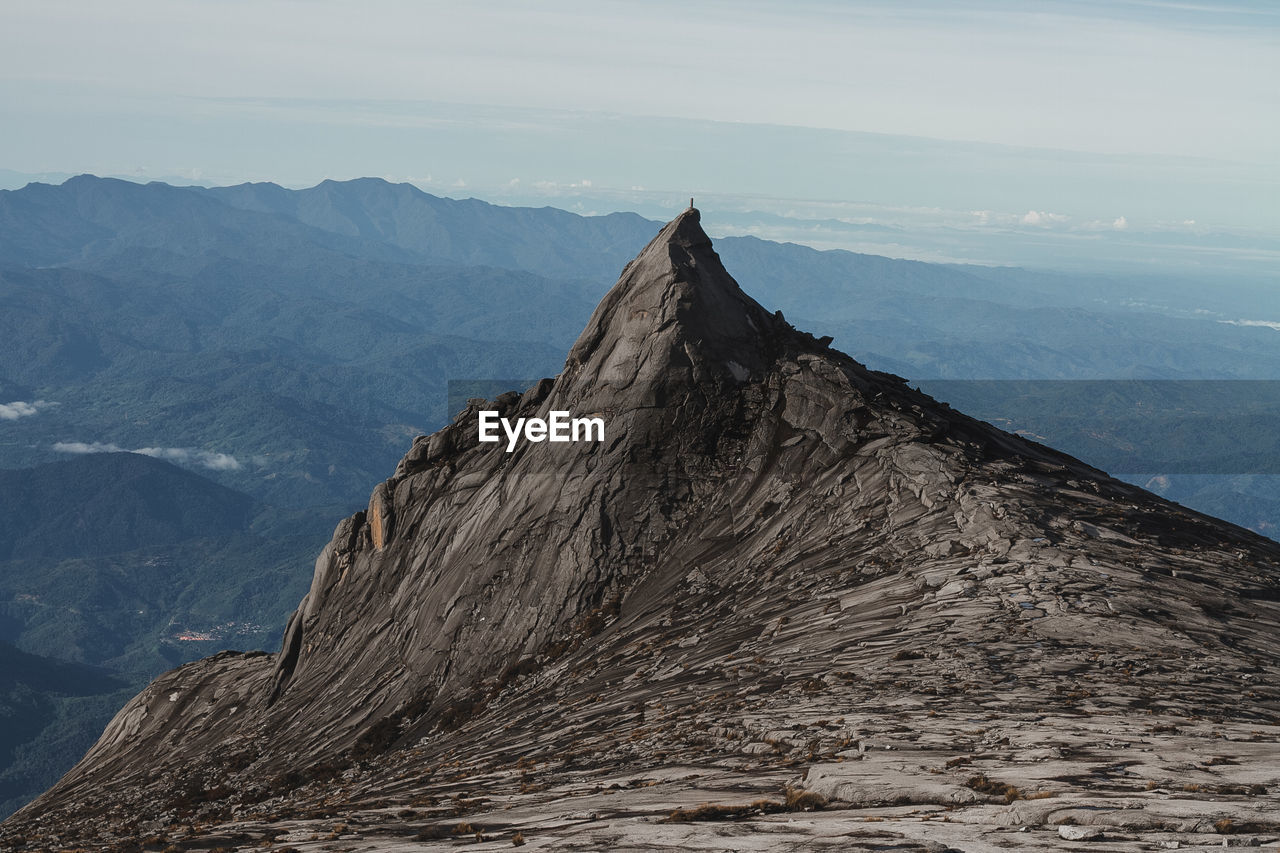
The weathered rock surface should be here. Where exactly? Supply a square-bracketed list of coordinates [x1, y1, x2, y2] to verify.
[4, 209, 1279, 852]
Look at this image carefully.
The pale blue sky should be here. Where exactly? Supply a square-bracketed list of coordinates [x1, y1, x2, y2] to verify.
[2, 0, 1276, 270]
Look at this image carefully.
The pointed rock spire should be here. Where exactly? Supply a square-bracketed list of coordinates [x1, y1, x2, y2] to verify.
[565, 207, 786, 390]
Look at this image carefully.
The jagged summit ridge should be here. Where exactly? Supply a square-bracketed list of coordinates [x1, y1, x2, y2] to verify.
[7, 210, 1280, 851]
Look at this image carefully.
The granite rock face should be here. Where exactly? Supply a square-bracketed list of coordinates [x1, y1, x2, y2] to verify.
[5, 210, 1279, 852]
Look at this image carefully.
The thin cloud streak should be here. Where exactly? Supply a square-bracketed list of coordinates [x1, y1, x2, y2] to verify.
[51, 441, 242, 471]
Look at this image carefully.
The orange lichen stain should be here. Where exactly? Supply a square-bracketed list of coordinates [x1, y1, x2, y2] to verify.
[369, 492, 385, 549]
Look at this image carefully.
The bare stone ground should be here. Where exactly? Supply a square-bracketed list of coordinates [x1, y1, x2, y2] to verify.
[102, 713, 1277, 852]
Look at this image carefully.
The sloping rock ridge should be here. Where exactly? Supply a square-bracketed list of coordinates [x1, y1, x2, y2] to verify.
[5, 210, 1279, 852]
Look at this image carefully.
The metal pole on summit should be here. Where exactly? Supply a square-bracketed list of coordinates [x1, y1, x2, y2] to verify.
[689, 197, 694, 210]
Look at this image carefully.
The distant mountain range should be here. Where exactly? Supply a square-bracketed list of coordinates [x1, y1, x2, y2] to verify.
[3, 174, 1280, 817]
[5, 177, 1280, 505]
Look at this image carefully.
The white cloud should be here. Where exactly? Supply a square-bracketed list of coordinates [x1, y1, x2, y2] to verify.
[0, 399, 54, 420]
[136, 446, 243, 471]
[51, 441, 242, 470]
[1076, 218, 1123, 231]
[1021, 210, 1068, 226]
[52, 441, 125, 454]
[1219, 319, 1280, 331]
[1113, 215, 1128, 230]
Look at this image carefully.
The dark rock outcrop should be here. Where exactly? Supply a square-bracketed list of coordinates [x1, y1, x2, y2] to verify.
[6, 210, 1279, 851]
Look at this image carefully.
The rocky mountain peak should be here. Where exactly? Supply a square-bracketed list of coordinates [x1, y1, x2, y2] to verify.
[6, 210, 1280, 852]
[564, 206, 790, 392]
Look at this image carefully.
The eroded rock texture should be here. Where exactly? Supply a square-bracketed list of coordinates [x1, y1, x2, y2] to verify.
[5, 210, 1279, 852]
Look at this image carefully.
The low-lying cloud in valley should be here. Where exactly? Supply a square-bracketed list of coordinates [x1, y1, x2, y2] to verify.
[51, 441, 242, 471]
[0, 400, 55, 420]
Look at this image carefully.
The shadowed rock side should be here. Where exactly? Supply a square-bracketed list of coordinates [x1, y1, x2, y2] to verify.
[6, 210, 1280, 852]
